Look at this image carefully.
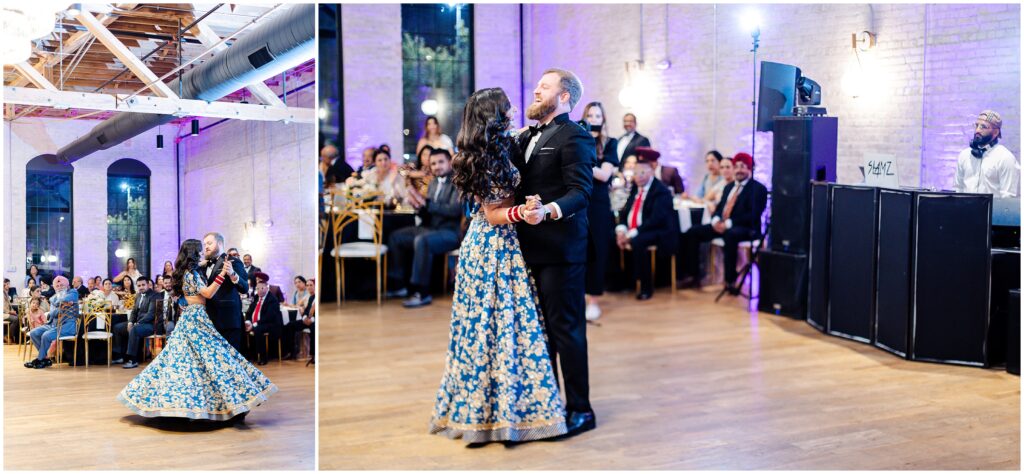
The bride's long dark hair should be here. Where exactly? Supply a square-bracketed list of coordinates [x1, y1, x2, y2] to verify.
[171, 239, 203, 297]
[452, 87, 518, 201]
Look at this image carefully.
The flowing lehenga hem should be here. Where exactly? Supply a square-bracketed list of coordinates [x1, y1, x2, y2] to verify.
[428, 417, 568, 443]
[117, 383, 278, 421]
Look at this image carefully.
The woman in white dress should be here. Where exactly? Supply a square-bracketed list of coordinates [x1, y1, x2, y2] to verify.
[113, 257, 142, 289]
[415, 116, 455, 156]
[365, 148, 407, 206]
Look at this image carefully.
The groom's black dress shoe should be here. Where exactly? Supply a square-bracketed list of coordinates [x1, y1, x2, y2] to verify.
[557, 411, 596, 439]
[636, 292, 652, 301]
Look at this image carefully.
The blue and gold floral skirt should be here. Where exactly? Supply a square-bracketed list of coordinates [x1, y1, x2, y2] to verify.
[429, 214, 568, 442]
[117, 304, 277, 420]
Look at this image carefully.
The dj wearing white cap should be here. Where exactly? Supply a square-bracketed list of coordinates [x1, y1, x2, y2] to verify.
[955, 109, 1019, 197]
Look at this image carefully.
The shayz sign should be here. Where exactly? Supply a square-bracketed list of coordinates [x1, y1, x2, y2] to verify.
[861, 153, 901, 188]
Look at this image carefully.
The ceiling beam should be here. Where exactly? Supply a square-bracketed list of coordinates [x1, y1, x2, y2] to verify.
[74, 10, 179, 99]
[11, 4, 135, 87]
[5, 86, 314, 124]
[190, 21, 285, 107]
[13, 62, 59, 91]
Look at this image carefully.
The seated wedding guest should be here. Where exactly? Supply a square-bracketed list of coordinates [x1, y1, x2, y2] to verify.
[387, 148, 462, 308]
[302, 278, 316, 361]
[162, 260, 174, 277]
[955, 109, 1019, 197]
[21, 278, 37, 297]
[416, 115, 455, 155]
[112, 277, 157, 368]
[31, 287, 49, 313]
[40, 279, 55, 299]
[26, 297, 46, 330]
[157, 276, 178, 335]
[113, 257, 142, 289]
[679, 152, 768, 295]
[291, 276, 310, 307]
[72, 276, 90, 299]
[244, 273, 283, 366]
[380, 143, 392, 156]
[404, 145, 436, 209]
[691, 150, 724, 201]
[618, 113, 651, 168]
[703, 156, 735, 212]
[24, 264, 41, 288]
[322, 144, 355, 187]
[366, 148, 408, 206]
[356, 146, 376, 175]
[283, 276, 317, 360]
[650, 151, 685, 195]
[154, 274, 165, 291]
[25, 276, 78, 369]
[4, 279, 18, 340]
[98, 278, 121, 307]
[6, 278, 18, 300]
[614, 148, 678, 300]
[121, 276, 136, 297]
[85, 276, 97, 293]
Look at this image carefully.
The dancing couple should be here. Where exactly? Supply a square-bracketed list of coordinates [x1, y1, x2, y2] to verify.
[429, 68, 597, 443]
[118, 232, 276, 421]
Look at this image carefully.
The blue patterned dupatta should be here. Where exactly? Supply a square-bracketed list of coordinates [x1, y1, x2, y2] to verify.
[117, 270, 277, 420]
[429, 197, 568, 442]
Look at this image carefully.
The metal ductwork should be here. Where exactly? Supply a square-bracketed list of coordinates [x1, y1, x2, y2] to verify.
[56, 3, 315, 163]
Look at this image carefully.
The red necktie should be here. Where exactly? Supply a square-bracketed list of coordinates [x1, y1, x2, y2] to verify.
[253, 296, 263, 325]
[723, 184, 744, 220]
[629, 187, 645, 230]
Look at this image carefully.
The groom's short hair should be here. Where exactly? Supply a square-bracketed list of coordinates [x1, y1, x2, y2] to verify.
[204, 232, 225, 247]
[543, 68, 583, 110]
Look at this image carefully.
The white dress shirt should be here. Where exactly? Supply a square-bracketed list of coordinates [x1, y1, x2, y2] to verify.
[615, 179, 655, 239]
[955, 144, 1019, 197]
[618, 132, 635, 160]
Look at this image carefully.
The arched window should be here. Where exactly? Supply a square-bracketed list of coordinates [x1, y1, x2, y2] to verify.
[26, 155, 74, 279]
[107, 159, 151, 278]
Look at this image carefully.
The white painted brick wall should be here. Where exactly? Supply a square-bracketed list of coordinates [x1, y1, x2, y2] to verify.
[335, 3, 1018, 191]
[3, 118, 178, 287]
[179, 87, 317, 297]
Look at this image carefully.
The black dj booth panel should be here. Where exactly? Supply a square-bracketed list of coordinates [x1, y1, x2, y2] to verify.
[757, 250, 808, 318]
[806, 182, 831, 332]
[873, 189, 916, 358]
[827, 185, 879, 343]
[910, 193, 993, 366]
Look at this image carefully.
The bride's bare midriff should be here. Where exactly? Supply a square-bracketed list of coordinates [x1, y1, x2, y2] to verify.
[184, 296, 206, 306]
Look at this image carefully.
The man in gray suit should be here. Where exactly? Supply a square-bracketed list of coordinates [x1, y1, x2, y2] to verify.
[112, 276, 157, 368]
[387, 148, 463, 308]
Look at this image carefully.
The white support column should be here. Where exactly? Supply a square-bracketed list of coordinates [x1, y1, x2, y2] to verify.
[75, 10, 179, 99]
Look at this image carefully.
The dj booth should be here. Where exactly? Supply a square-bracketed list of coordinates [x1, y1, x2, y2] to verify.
[802, 185, 1019, 368]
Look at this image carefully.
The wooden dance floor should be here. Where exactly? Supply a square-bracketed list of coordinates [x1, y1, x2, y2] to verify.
[4, 346, 314, 470]
[319, 288, 1019, 470]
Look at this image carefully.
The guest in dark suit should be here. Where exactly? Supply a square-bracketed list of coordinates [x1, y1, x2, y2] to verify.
[617, 113, 651, 169]
[72, 276, 90, 299]
[680, 152, 768, 295]
[355, 147, 376, 176]
[579, 101, 619, 321]
[244, 272, 283, 365]
[284, 277, 317, 361]
[321, 144, 354, 187]
[387, 148, 463, 308]
[652, 155, 685, 195]
[199, 232, 249, 352]
[516, 68, 597, 438]
[113, 277, 157, 368]
[614, 148, 679, 300]
[242, 254, 261, 297]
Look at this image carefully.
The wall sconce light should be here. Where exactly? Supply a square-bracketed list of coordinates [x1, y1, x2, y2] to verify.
[852, 31, 877, 52]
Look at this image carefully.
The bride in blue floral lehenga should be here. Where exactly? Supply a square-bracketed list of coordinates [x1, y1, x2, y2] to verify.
[118, 239, 276, 420]
[429, 87, 568, 442]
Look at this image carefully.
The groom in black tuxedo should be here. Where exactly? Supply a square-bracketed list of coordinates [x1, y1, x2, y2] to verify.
[200, 232, 249, 353]
[514, 67, 597, 438]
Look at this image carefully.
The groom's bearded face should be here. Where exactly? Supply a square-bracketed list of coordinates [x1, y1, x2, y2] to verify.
[203, 236, 219, 259]
[527, 74, 564, 121]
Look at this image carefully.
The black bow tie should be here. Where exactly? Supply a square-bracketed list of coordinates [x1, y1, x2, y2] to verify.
[528, 122, 552, 137]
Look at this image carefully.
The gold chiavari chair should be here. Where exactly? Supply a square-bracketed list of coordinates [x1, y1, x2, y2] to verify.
[143, 300, 168, 362]
[82, 307, 113, 368]
[54, 304, 80, 368]
[19, 304, 34, 361]
[330, 190, 389, 305]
